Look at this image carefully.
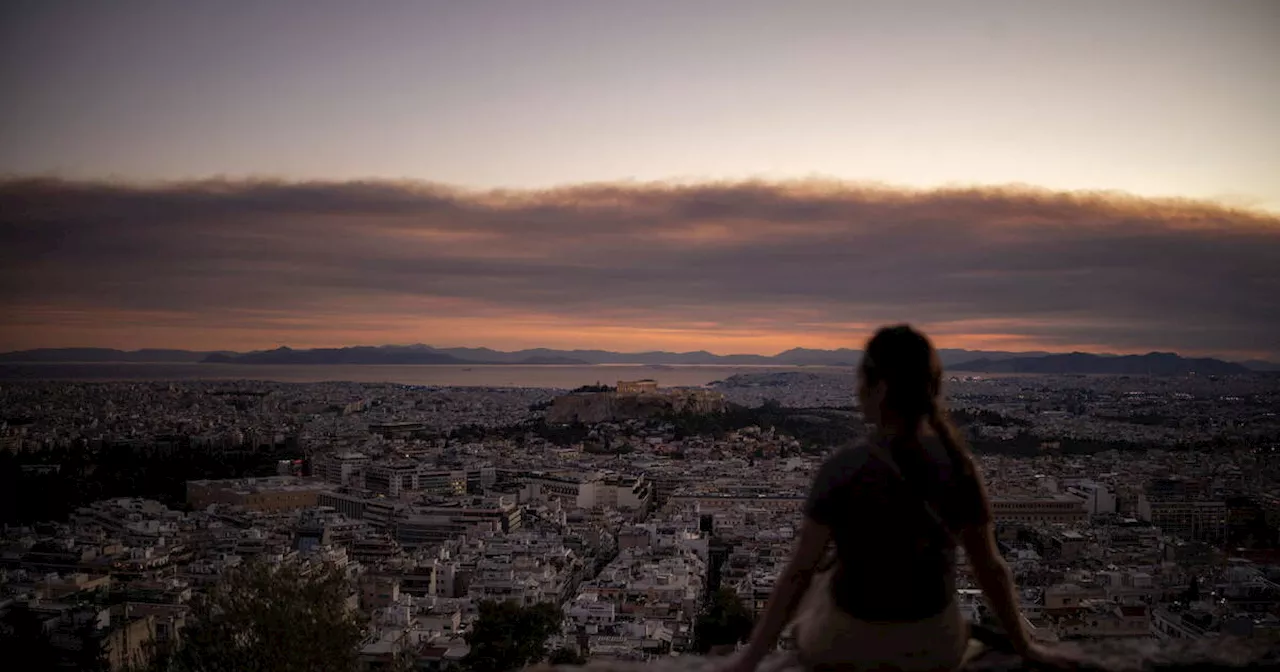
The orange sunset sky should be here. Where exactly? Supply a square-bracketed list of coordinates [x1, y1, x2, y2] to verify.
[1, 2, 1277, 359]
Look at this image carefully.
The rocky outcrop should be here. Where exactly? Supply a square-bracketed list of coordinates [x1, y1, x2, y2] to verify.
[541, 638, 1278, 672]
[547, 390, 726, 424]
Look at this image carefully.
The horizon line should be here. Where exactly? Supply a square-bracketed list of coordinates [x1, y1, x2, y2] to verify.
[2, 343, 1272, 364]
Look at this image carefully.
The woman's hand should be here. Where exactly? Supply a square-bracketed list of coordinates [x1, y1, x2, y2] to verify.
[1020, 642, 1076, 670]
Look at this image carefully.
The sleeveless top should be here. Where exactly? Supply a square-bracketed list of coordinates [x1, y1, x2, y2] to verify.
[803, 436, 990, 622]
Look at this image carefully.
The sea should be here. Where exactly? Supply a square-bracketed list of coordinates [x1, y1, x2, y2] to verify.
[0, 363, 849, 388]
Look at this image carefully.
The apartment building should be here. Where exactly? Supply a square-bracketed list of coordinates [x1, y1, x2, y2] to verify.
[520, 470, 655, 511]
[364, 462, 420, 497]
[596, 475, 654, 512]
[990, 495, 1089, 526]
[668, 492, 806, 514]
[1139, 478, 1228, 543]
[420, 469, 468, 496]
[316, 491, 400, 530]
[393, 497, 522, 548]
[315, 451, 371, 485]
[1063, 480, 1118, 515]
[1143, 500, 1228, 544]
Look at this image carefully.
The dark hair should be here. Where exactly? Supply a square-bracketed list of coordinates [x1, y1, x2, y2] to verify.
[859, 324, 973, 469]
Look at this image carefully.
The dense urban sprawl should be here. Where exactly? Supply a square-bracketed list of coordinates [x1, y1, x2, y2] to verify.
[1, 370, 1278, 669]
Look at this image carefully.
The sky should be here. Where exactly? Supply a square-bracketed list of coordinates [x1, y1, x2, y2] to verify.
[1, 1, 1278, 358]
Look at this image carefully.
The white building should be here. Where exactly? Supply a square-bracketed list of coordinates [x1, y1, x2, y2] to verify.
[1064, 480, 1118, 516]
[519, 471, 602, 509]
[316, 452, 370, 486]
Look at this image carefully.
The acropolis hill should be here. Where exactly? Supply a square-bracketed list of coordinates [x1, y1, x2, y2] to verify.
[547, 380, 728, 425]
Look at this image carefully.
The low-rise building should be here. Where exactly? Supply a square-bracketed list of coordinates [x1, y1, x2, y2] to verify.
[186, 477, 328, 512]
[990, 495, 1088, 526]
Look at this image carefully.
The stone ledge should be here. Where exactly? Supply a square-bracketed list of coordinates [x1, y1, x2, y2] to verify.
[545, 638, 1279, 672]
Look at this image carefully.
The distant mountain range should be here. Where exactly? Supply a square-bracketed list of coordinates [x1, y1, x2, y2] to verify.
[0, 348, 219, 363]
[1241, 359, 1280, 372]
[949, 352, 1253, 376]
[199, 345, 1054, 367]
[200, 346, 585, 366]
[0, 345, 1274, 374]
[0, 344, 1039, 367]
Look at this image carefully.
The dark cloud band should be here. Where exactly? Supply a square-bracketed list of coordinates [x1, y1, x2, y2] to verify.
[1, 178, 1276, 356]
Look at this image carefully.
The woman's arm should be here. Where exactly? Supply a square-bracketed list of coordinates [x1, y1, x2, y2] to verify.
[738, 517, 832, 663]
[960, 522, 1033, 653]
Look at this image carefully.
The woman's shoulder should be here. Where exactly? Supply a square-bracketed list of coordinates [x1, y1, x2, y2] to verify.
[916, 432, 970, 467]
[815, 441, 875, 484]
[806, 443, 876, 518]
[916, 433, 985, 498]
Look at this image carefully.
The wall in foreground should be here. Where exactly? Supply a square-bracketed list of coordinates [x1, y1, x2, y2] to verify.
[541, 638, 1279, 672]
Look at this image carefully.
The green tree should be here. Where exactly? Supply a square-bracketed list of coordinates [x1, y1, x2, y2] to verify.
[693, 588, 755, 654]
[463, 600, 563, 672]
[167, 560, 365, 672]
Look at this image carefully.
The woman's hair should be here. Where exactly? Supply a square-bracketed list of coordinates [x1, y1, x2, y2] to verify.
[859, 324, 973, 468]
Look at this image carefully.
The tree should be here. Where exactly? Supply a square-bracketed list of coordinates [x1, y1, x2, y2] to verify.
[570, 384, 613, 394]
[167, 560, 365, 672]
[693, 588, 754, 654]
[70, 613, 111, 672]
[0, 602, 112, 671]
[463, 600, 563, 672]
[547, 646, 587, 666]
[387, 648, 419, 672]
[0, 603, 60, 672]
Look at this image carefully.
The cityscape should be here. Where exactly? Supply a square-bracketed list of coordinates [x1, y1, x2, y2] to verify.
[2, 1, 1278, 671]
[1, 364, 1278, 669]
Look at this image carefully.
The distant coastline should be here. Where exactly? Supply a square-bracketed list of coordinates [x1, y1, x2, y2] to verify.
[2, 345, 1274, 372]
[0, 362, 846, 387]
[1, 360, 1271, 388]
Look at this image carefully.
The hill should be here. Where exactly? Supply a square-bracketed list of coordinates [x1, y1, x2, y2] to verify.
[424, 346, 1048, 367]
[0, 348, 216, 363]
[201, 345, 591, 365]
[950, 352, 1252, 376]
[2, 344, 1273, 370]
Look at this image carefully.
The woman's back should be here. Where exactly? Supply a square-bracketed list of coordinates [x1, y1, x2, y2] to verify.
[804, 435, 989, 622]
[722, 326, 1064, 672]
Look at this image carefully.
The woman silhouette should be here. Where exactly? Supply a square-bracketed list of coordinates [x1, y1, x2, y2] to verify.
[721, 325, 1067, 672]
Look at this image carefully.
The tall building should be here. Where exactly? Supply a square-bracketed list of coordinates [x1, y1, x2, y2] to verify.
[1140, 477, 1227, 544]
